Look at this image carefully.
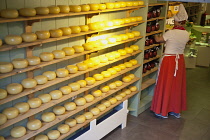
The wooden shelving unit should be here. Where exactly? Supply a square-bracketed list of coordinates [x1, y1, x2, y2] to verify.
[143, 55, 160, 64]
[146, 30, 163, 36]
[144, 44, 161, 50]
[142, 67, 158, 77]
[141, 78, 156, 90]
[147, 17, 165, 22]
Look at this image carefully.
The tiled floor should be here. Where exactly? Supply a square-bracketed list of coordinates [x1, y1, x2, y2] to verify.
[102, 67, 210, 140]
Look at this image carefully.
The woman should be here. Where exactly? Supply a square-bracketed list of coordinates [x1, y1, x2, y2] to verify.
[151, 4, 189, 119]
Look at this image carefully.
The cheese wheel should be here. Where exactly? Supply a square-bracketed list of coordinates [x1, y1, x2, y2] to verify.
[0, 62, 13, 73]
[21, 32, 37, 42]
[99, 39, 108, 45]
[82, 42, 94, 51]
[58, 124, 70, 134]
[26, 56, 41, 66]
[122, 89, 131, 95]
[59, 27, 71, 36]
[52, 50, 65, 59]
[47, 130, 60, 140]
[93, 74, 104, 81]
[99, 56, 108, 63]
[65, 118, 76, 127]
[14, 102, 30, 113]
[80, 4, 90, 12]
[96, 104, 106, 111]
[130, 17, 137, 22]
[58, 5, 70, 13]
[118, 19, 125, 25]
[105, 3, 115, 9]
[56, 68, 69, 78]
[129, 86, 137, 92]
[114, 2, 121, 8]
[59, 86, 71, 95]
[70, 26, 81, 34]
[53, 106, 66, 115]
[122, 76, 132, 83]
[21, 78, 37, 88]
[50, 29, 63, 38]
[35, 31, 50, 39]
[42, 71, 56, 81]
[90, 57, 100, 66]
[69, 5, 81, 12]
[6, 83, 23, 95]
[129, 59, 138, 65]
[42, 112, 55, 122]
[0, 89, 7, 99]
[119, 2, 126, 8]
[79, 25, 89, 32]
[137, 1, 144, 5]
[48, 6, 60, 14]
[83, 94, 94, 103]
[107, 82, 117, 90]
[0, 9, 18, 18]
[132, 1, 139, 6]
[112, 66, 121, 72]
[5, 35, 22, 45]
[115, 95, 123, 101]
[38, 94, 52, 103]
[111, 35, 121, 42]
[124, 62, 133, 68]
[130, 45, 139, 51]
[2, 107, 19, 119]
[118, 64, 126, 70]
[114, 80, 123, 87]
[101, 100, 111, 107]
[76, 63, 88, 71]
[83, 112, 93, 120]
[35, 7, 49, 15]
[107, 37, 117, 44]
[90, 107, 100, 116]
[19, 8, 36, 17]
[72, 45, 84, 53]
[107, 68, 117, 75]
[101, 71, 111, 78]
[62, 47, 75, 56]
[12, 58, 28, 69]
[119, 34, 128, 40]
[27, 98, 42, 108]
[136, 16, 143, 21]
[117, 91, 126, 97]
[127, 73, 135, 79]
[91, 89, 102, 97]
[76, 80, 87, 88]
[100, 85, 110, 93]
[117, 49, 127, 56]
[131, 31, 140, 37]
[105, 53, 115, 61]
[124, 18, 131, 23]
[0, 39, 2, 46]
[34, 135, 48, 140]
[34, 75, 48, 85]
[126, 1, 133, 6]
[64, 102, 76, 111]
[75, 115, 86, 124]
[27, 119, 42, 130]
[85, 77, 96, 86]
[0, 113, 7, 125]
[89, 4, 99, 11]
[88, 22, 99, 31]
[126, 33, 135, 39]
[10, 126, 26, 138]
[66, 65, 78, 74]
[124, 47, 134, 54]
[39, 52, 54, 62]
[68, 82, 80, 92]
[49, 90, 63, 100]
[74, 97, 86, 106]
[111, 51, 121, 58]
[99, 4, 106, 10]
[108, 97, 117, 104]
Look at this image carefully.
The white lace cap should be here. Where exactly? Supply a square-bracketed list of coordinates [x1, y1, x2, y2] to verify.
[173, 4, 188, 21]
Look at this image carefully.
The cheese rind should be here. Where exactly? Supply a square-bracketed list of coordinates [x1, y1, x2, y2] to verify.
[5, 35, 22, 45]
[0, 62, 13, 73]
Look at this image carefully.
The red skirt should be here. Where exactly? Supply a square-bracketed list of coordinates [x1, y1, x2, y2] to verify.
[150, 54, 187, 116]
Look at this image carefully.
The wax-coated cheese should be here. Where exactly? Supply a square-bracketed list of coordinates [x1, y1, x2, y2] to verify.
[107, 82, 117, 90]
[107, 68, 117, 75]
[69, 5, 81, 12]
[112, 66, 121, 72]
[124, 62, 133, 68]
[74, 97, 86, 106]
[65, 118, 76, 127]
[76, 63, 88, 71]
[34, 135, 48, 140]
[126, 1, 133, 6]
[38, 94, 52, 103]
[5, 35, 22, 45]
[89, 4, 99, 11]
[79, 25, 89, 32]
[68, 82, 81, 92]
[90, 107, 100, 116]
[119, 2, 126, 8]
[75, 115, 86, 124]
[10, 126, 26, 138]
[111, 35, 121, 42]
[39, 52, 54, 62]
[76, 80, 87, 88]
[105, 53, 115, 61]
[126, 33, 135, 39]
[137, 1, 144, 5]
[88, 22, 100, 31]
[81, 4, 90, 12]
[35, 31, 50, 39]
[49, 90, 63, 100]
[58, 124, 70, 134]
[130, 17, 137, 22]
[0, 62, 13, 73]
[21, 78, 37, 88]
[0, 89, 7, 99]
[19, 8, 36, 17]
[14, 102, 30, 113]
[27, 98, 42, 108]
[136, 16, 143, 21]
[115, 95, 123, 101]
[114, 80, 123, 87]
[21, 32, 37, 42]
[58, 5, 70, 13]
[119, 34, 128, 40]
[131, 31, 140, 37]
[59, 86, 72, 95]
[12, 58, 28, 69]
[59, 27, 71, 36]
[123, 18, 131, 23]
[64, 102, 76, 111]
[105, 3, 115, 9]
[0, 113, 7, 125]
[85, 77, 96, 85]
[91, 89, 102, 97]
[27, 119, 42, 130]
[34, 75, 48, 85]
[72, 45, 84, 53]
[42, 71, 56, 81]
[122, 76, 132, 83]
[47, 130, 60, 140]
[100, 85, 110, 93]
[124, 47, 134, 54]
[66, 65, 78, 74]
[96, 104, 106, 111]
[82, 42, 94, 51]
[52, 50, 65, 59]
[83, 112, 93, 120]
[2, 107, 19, 119]
[114, 2, 121, 8]
[101, 100, 111, 107]
[35, 7, 49, 15]
[93, 74, 104, 81]
[129, 59, 138, 65]
[0, 9, 18, 18]
[99, 55, 108, 63]
[41, 112, 56, 122]
[130, 45, 139, 51]
[50, 29, 63, 38]
[62, 47, 75, 55]
[122, 89, 131, 95]
[132, 1, 139, 6]
[6, 83, 23, 95]
[70, 26, 81, 34]
[83, 94, 94, 103]
[117, 91, 126, 97]
[99, 4, 107, 10]
[117, 49, 127, 56]
[118, 64, 126, 70]
[101, 71, 111, 78]
[53, 106, 66, 115]
[26, 56, 41, 66]
[48, 6, 60, 14]
[90, 57, 100, 66]
[108, 97, 117, 104]
[127, 73, 135, 79]
[56, 68, 69, 78]
[129, 86, 137, 92]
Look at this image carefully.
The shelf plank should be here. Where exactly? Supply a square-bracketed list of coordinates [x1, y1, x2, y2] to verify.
[147, 17, 165, 22]
[0, 65, 141, 130]
[142, 67, 158, 77]
[146, 30, 163, 37]
[0, 36, 143, 79]
[148, 3, 166, 7]
[144, 44, 160, 50]
[7, 78, 140, 140]
[143, 55, 160, 64]
[0, 51, 142, 106]
[141, 78, 156, 90]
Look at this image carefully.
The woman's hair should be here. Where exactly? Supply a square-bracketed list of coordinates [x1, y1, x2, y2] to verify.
[178, 20, 186, 25]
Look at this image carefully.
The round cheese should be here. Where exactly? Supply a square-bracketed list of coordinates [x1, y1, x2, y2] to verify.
[47, 130, 60, 140]
[85, 77, 96, 86]
[56, 68, 69, 78]
[88, 23, 99, 31]
[74, 97, 86, 106]
[81, 4, 90, 12]
[26, 56, 41, 66]
[105, 3, 115, 9]
[76, 63, 88, 71]
[96, 104, 106, 111]
[10, 126, 26, 138]
[130, 45, 139, 51]
[119, 34, 128, 40]
[127, 73, 135, 80]
[115, 95, 123, 101]
[114, 80, 123, 87]
[58, 5, 70, 13]
[76, 80, 87, 88]
[119, 2, 126, 8]
[112, 66, 121, 72]
[41, 112, 55, 122]
[49, 90, 63, 100]
[90, 57, 100, 66]
[58, 124, 70, 134]
[34, 135, 48, 140]
[108, 97, 117, 104]
[68, 82, 80, 92]
[83, 94, 94, 103]
[117, 49, 127, 56]
[107, 37, 116, 44]
[35, 31, 50, 39]
[0, 113, 7, 125]
[89, 4, 99, 11]
[82, 42, 94, 51]
[136, 16, 143, 21]
[118, 64, 126, 70]
[100, 85, 110, 93]
[53, 106, 66, 115]
[5, 35, 22, 45]
[0, 9, 18, 18]
[0, 62, 13, 73]
[64, 102, 76, 111]
[101, 71, 111, 78]
[38, 94, 52, 103]
[35, 7, 49, 15]
[138, 1, 144, 5]
[83, 112, 93, 120]
[99, 4, 107, 10]
[65, 118, 76, 127]
[93, 74, 104, 81]
[62, 47, 75, 55]
[79, 25, 89, 32]
[42, 71, 56, 81]
[14, 102, 30, 113]
[19, 8, 36, 17]
[21, 78, 37, 88]
[12, 58, 28, 69]
[117, 91, 126, 97]
[90, 107, 100, 116]
[122, 76, 132, 83]
[50, 29, 63, 38]
[48, 6, 60, 14]
[130, 17, 137, 22]
[114, 2, 121, 8]
[27, 98, 42, 108]
[131, 31, 140, 37]
[107, 82, 117, 90]
[133, 1, 139, 6]
[66, 65, 78, 74]
[124, 18, 131, 24]
[111, 51, 121, 58]
[122, 89, 131, 95]
[21, 32, 37, 42]
[129, 59, 138, 65]
[129, 86, 137, 92]
[126, 1, 133, 7]
[39, 52, 54, 62]
[75, 115, 86, 124]
[99, 56, 108, 63]
[6, 83, 23, 95]
[0, 89, 7, 99]
[27, 119, 42, 130]
[59, 86, 71, 95]
[124, 62, 133, 68]
[101, 100, 111, 107]
[72, 45, 84, 53]
[105, 53, 115, 61]
[34, 75, 48, 85]
[59, 27, 71, 36]
[70, 5, 81, 12]
[52, 50, 65, 59]
[2, 107, 19, 119]
[91, 89, 102, 97]
[107, 68, 117, 75]
[126, 33, 135, 39]
[70, 26, 81, 34]
[124, 47, 134, 54]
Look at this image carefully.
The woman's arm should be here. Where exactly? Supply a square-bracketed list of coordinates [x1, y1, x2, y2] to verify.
[154, 34, 165, 43]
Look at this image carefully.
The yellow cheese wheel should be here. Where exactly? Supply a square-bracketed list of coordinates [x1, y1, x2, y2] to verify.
[64, 102, 76, 111]
[65, 118, 76, 127]
[117, 91, 126, 97]
[119, 2, 126, 8]
[77, 80, 87, 88]
[74, 97, 86, 106]
[107, 37, 117, 44]
[42, 71, 56, 81]
[59, 86, 72, 95]
[56, 68, 69, 78]
[83, 94, 94, 103]
[14, 102, 30, 113]
[97, 21, 105, 29]
[101, 71, 111, 78]
[80, 4, 90, 12]
[93, 74, 104, 81]
[96, 104, 106, 111]
[114, 2, 121, 8]
[27, 98, 42, 108]
[90, 57, 100, 66]
[88, 22, 100, 31]
[124, 47, 134, 54]
[70, 5, 81, 12]
[72, 45, 84, 53]
[38, 94, 52, 103]
[26, 56, 41, 66]
[105, 3, 115, 9]
[130, 45, 139, 51]
[35, 31, 50, 39]
[0, 113, 7, 125]
[89, 4, 99, 11]
[19, 8, 36, 17]
[111, 51, 121, 58]
[107, 68, 117, 75]
[0, 62, 13, 73]
[107, 82, 117, 90]
[130, 17, 137, 22]
[12, 58, 28, 69]
[117, 49, 127, 56]
[127, 73, 135, 80]
[126, 33, 135, 39]
[5, 35, 22, 45]
[27, 119, 42, 130]
[108, 97, 117, 104]
[132, 1, 139, 6]
[58, 124, 70, 134]
[85, 77, 96, 86]
[119, 34, 128, 40]
[10, 126, 26, 138]
[114, 80, 123, 87]
[82, 42, 94, 51]
[66, 65, 78, 74]
[99, 4, 107, 10]
[75, 115, 86, 124]
[124, 18, 131, 24]
[59, 27, 71, 36]
[39, 52, 54, 62]
[83, 112, 93, 120]
[21, 32, 37, 42]
[118, 64, 126, 70]
[124, 62, 133, 68]
[137, 1, 144, 5]
[112, 66, 121, 72]
[41, 112, 55, 122]
[62, 47, 75, 55]
[129, 86, 137, 92]
[79, 25, 89, 32]
[53, 106, 66, 115]
[91, 89, 102, 97]
[76, 63, 88, 71]
[2, 107, 19, 119]
[118, 19, 125, 25]
[50, 29, 63, 38]
[126, 1, 133, 7]
[21, 78, 37, 89]
[99, 39, 108, 45]
[115, 95, 123, 101]
[90, 107, 100, 116]
[58, 5, 70, 13]
[68, 82, 80, 92]
[49, 90, 63, 100]
[70, 26, 81, 34]
[131, 31, 140, 37]
[52, 50, 65, 59]
[34, 75, 48, 85]
[122, 89, 131, 95]
[105, 53, 115, 61]
[136, 16, 143, 21]
[100, 85, 110, 93]
[122, 76, 132, 83]
[35, 7, 49, 15]
[99, 55, 108, 63]
[129, 59, 138, 65]
[48, 6, 60, 14]
[0, 39, 2, 46]
[0, 9, 18, 18]
[101, 100, 111, 107]
[34, 135, 48, 140]
[6, 83, 23, 95]
[47, 130, 60, 140]
[0, 89, 7, 99]
[104, 21, 113, 27]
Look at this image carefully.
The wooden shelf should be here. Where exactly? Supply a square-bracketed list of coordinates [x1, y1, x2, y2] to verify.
[147, 17, 165, 22]
[143, 55, 160, 64]
[138, 95, 153, 114]
[0, 36, 143, 79]
[142, 67, 158, 77]
[7, 78, 140, 140]
[146, 30, 163, 37]
[148, 3, 166, 7]
[144, 44, 160, 50]
[141, 78, 156, 90]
